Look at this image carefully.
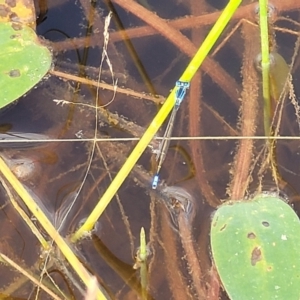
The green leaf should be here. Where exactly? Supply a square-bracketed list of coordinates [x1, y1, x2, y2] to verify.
[211, 194, 300, 299]
[0, 22, 52, 109]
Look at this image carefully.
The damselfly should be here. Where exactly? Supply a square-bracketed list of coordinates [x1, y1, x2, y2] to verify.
[152, 80, 190, 189]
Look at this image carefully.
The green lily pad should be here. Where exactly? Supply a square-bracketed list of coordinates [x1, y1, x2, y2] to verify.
[211, 194, 300, 299]
[0, 22, 52, 109]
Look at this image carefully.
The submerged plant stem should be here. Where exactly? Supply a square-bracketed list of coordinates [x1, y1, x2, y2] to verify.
[72, 0, 241, 241]
[111, 0, 240, 103]
[178, 211, 206, 298]
[228, 22, 259, 200]
[0, 157, 107, 300]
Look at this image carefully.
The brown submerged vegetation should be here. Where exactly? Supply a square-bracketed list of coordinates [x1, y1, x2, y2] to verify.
[1, 0, 300, 299]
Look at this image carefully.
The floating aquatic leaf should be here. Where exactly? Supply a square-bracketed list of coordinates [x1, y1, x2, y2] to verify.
[0, 0, 36, 28]
[211, 194, 300, 299]
[0, 22, 52, 109]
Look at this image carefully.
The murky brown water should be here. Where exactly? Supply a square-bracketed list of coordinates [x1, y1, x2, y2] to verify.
[1, 0, 300, 299]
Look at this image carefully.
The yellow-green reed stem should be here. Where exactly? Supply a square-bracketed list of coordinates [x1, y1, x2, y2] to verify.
[72, 0, 242, 242]
[259, 0, 271, 136]
[140, 261, 148, 299]
[139, 227, 148, 299]
[139, 227, 147, 261]
[4, 184, 49, 250]
[0, 157, 107, 300]
[0, 253, 62, 300]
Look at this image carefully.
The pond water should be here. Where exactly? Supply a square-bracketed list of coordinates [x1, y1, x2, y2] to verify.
[1, 0, 300, 299]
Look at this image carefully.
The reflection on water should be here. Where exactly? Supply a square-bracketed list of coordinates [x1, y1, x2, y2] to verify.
[159, 185, 197, 230]
[0, 0, 300, 299]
